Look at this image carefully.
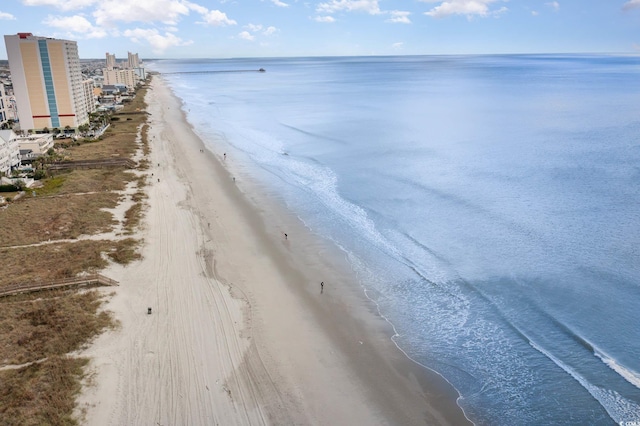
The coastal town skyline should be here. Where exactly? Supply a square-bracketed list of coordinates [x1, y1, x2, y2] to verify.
[0, 0, 639, 59]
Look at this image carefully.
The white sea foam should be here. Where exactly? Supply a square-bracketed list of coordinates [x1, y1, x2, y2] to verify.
[593, 345, 640, 390]
[531, 341, 640, 423]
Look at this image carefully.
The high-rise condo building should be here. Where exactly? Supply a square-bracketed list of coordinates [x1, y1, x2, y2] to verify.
[4, 33, 89, 132]
[106, 52, 116, 70]
[103, 68, 141, 89]
[127, 51, 140, 69]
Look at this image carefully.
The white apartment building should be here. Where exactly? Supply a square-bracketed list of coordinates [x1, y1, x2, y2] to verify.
[0, 129, 20, 175]
[4, 33, 90, 132]
[82, 78, 97, 115]
[133, 67, 146, 82]
[0, 83, 9, 128]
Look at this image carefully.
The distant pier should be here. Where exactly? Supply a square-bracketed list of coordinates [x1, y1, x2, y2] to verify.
[162, 68, 265, 75]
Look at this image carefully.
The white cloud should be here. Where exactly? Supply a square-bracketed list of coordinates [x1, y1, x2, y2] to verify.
[93, 0, 190, 26]
[199, 9, 236, 26]
[123, 28, 192, 53]
[238, 31, 255, 41]
[422, 0, 506, 18]
[43, 14, 108, 38]
[317, 0, 381, 15]
[184, 2, 237, 26]
[270, 0, 289, 7]
[623, 0, 640, 10]
[263, 26, 277, 36]
[545, 1, 560, 11]
[314, 15, 336, 22]
[392, 42, 404, 49]
[531, 10, 539, 16]
[22, 0, 97, 11]
[242, 24, 277, 38]
[0, 11, 16, 20]
[386, 10, 411, 24]
[184, 0, 207, 15]
[246, 23, 263, 32]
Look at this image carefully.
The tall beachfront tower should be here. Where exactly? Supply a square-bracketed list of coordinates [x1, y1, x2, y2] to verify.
[4, 33, 89, 132]
[127, 51, 140, 69]
[106, 52, 116, 70]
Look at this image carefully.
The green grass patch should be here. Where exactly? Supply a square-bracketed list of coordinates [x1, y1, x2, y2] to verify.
[35, 176, 67, 196]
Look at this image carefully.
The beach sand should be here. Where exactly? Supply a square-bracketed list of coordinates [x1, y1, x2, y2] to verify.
[76, 76, 470, 425]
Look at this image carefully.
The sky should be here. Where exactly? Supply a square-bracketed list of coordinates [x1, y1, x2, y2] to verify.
[0, 0, 639, 59]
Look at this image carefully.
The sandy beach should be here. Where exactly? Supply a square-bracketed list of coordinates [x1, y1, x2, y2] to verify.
[76, 76, 470, 425]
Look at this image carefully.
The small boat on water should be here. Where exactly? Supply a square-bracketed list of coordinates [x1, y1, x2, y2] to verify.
[259, 68, 266, 72]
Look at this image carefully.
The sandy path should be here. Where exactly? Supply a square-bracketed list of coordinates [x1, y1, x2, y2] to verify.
[77, 77, 469, 426]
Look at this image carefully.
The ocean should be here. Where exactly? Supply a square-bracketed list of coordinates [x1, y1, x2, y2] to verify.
[149, 55, 640, 425]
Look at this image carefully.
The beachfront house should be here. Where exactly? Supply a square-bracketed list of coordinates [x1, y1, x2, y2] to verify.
[0, 129, 20, 175]
[15, 133, 53, 163]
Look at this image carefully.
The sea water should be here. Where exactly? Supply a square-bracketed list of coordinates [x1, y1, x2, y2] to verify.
[149, 55, 640, 425]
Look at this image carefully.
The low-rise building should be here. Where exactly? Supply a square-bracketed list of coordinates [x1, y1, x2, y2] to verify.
[15, 133, 54, 162]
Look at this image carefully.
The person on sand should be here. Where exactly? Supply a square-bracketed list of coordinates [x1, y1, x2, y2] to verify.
[223, 153, 226, 160]
[284, 233, 288, 240]
[320, 281, 324, 293]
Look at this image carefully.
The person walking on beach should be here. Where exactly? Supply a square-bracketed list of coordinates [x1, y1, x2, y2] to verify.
[320, 281, 324, 293]
[223, 153, 226, 160]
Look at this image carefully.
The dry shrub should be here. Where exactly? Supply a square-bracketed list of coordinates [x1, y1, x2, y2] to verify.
[67, 132, 139, 161]
[138, 158, 150, 170]
[107, 238, 141, 264]
[49, 169, 136, 195]
[0, 240, 128, 287]
[131, 190, 147, 203]
[0, 290, 115, 365]
[140, 124, 150, 155]
[123, 202, 143, 234]
[0, 193, 118, 247]
[0, 356, 88, 426]
[0, 82, 149, 426]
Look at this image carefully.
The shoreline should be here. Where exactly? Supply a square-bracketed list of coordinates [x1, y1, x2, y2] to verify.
[77, 75, 471, 425]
